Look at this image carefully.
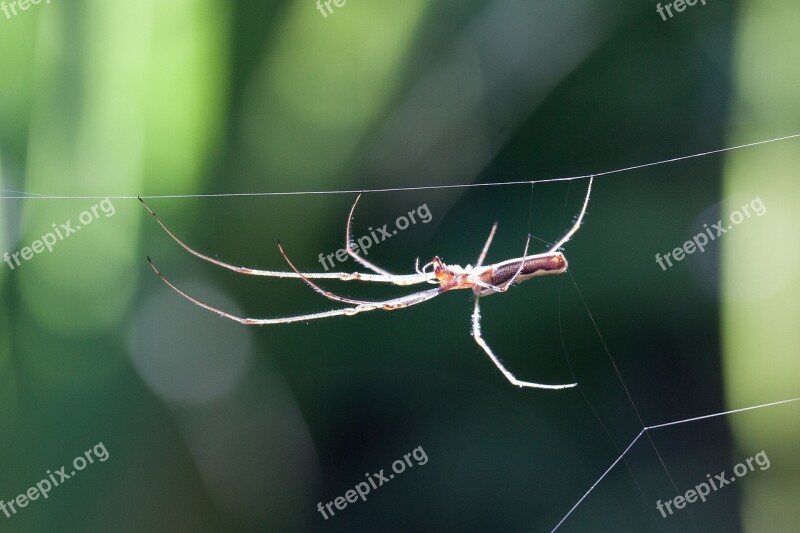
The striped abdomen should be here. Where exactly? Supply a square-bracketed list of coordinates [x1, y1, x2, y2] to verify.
[482, 253, 567, 287]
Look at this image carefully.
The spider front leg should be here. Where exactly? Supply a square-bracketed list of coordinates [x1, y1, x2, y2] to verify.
[547, 175, 593, 253]
[344, 193, 409, 281]
[471, 297, 576, 390]
[475, 222, 498, 267]
[473, 234, 532, 294]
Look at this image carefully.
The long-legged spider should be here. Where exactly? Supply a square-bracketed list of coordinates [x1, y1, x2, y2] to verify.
[140, 176, 592, 390]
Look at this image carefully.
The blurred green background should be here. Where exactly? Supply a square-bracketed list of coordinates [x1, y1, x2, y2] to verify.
[1, 0, 798, 531]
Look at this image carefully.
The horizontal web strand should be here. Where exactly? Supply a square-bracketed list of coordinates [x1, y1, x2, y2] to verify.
[1, 132, 799, 200]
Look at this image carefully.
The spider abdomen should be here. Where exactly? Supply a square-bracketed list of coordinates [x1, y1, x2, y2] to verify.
[487, 253, 567, 287]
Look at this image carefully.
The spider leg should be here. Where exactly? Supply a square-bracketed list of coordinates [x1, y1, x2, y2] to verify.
[146, 256, 444, 325]
[471, 297, 576, 389]
[277, 240, 448, 306]
[475, 222, 498, 267]
[474, 234, 532, 294]
[547, 176, 593, 254]
[415, 257, 439, 285]
[494, 233, 531, 291]
[139, 196, 434, 286]
[344, 193, 420, 282]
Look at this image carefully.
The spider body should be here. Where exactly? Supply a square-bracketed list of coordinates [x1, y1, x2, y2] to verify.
[479, 253, 567, 294]
[430, 253, 567, 296]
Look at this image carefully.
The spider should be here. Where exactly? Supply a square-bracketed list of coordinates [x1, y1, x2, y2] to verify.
[140, 176, 592, 390]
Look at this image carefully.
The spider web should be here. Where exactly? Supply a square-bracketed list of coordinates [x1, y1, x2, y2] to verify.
[534, 136, 800, 531]
[510, 177, 762, 532]
[4, 133, 799, 531]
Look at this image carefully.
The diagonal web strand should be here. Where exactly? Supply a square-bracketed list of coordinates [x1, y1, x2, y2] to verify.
[646, 397, 800, 431]
[557, 280, 664, 532]
[564, 270, 700, 531]
[551, 396, 800, 531]
[551, 430, 646, 532]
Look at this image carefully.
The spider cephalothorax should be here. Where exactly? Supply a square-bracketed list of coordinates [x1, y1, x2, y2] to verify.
[432, 256, 454, 284]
